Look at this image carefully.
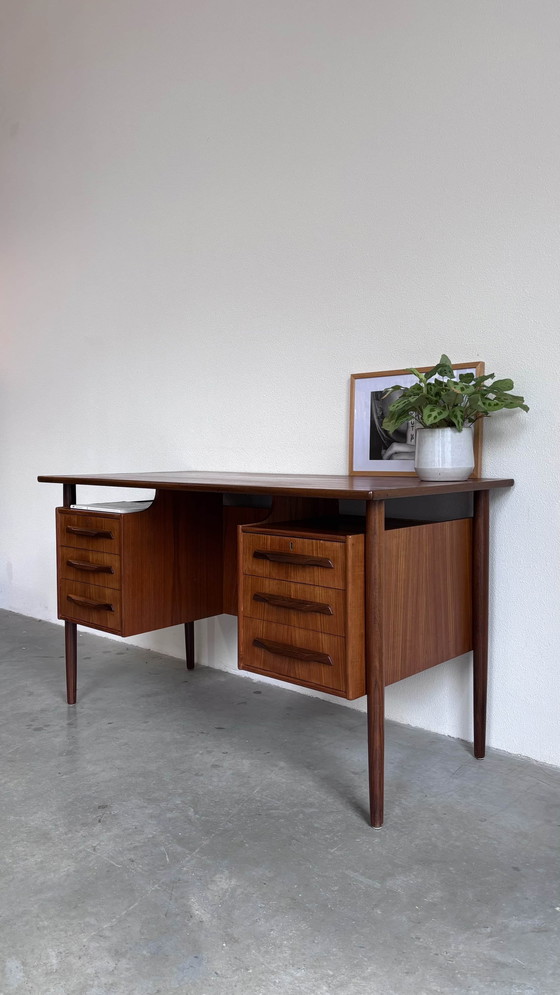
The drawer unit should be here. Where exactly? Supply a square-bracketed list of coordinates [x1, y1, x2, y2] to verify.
[242, 531, 346, 589]
[238, 520, 366, 699]
[59, 579, 122, 632]
[55, 492, 224, 638]
[57, 509, 123, 632]
[242, 575, 346, 636]
[57, 546, 121, 591]
[57, 511, 121, 554]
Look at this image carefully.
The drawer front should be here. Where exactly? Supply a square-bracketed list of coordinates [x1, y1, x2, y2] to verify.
[58, 546, 121, 590]
[242, 575, 346, 636]
[242, 532, 345, 589]
[240, 618, 346, 694]
[59, 579, 122, 632]
[57, 511, 121, 554]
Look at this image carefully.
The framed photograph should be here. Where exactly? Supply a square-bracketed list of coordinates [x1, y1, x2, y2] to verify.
[349, 362, 484, 476]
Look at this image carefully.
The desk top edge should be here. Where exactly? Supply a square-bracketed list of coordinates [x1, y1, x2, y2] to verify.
[38, 471, 514, 501]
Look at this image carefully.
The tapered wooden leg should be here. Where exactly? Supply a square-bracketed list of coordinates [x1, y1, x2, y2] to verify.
[65, 621, 77, 704]
[473, 489, 489, 758]
[365, 500, 385, 827]
[63, 484, 78, 704]
[185, 621, 195, 670]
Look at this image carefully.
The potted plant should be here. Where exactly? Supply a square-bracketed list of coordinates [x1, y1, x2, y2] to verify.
[382, 355, 528, 480]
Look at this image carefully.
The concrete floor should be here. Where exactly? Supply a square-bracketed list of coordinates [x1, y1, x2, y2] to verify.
[0, 609, 558, 995]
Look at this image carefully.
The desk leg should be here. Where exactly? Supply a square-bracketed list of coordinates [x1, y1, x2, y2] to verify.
[185, 622, 195, 670]
[65, 622, 77, 704]
[473, 489, 489, 758]
[63, 484, 78, 704]
[365, 500, 385, 828]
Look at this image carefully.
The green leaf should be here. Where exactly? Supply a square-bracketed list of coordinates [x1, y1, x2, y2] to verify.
[378, 358, 528, 428]
[449, 407, 465, 430]
[423, 404, 447, 426]
[480, 397, 504, 412]
[500, 397, 529, 410]
[468, 393, 486, 411]
[491, 379, 514, 392]
[383, 413, 408, 432]
[406, 368, 426, 383]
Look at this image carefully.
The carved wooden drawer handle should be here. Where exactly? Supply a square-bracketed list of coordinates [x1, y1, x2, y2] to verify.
[253, 550, 334, 569]
[67, 594, 114, 612]
[66, 559, 114, 574]
[252, 637, 333, 667]
[66, 526, 114, 539]
[253, 592, 333, 615]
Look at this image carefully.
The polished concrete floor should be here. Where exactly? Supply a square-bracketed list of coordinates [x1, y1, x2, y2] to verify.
[1, 609, 559, 995]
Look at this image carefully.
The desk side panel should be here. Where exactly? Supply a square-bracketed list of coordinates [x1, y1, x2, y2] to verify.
[121, 491, 224, 636]
[383, 519, 473, 685]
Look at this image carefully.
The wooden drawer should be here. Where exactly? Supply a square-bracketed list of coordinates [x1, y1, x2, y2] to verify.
[59, 579, 122, 633]
[242, 532, 345, 589]
[239, 618, 346, 695]
[58, 546, 121, 590]
[242, 575, 346, 636]
[56, 510, 121, 554]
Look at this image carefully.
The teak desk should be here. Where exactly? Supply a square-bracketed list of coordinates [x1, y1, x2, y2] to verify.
[38, 471, 513, 827]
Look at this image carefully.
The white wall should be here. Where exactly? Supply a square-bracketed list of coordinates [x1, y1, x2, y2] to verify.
[1, 0, 559, 765]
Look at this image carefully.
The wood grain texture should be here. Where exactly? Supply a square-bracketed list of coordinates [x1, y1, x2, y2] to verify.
[243, 575, 345, 635]
[59, 579, 121, 632]
[253, 550, 335, 568]
[222, 506, 271, 615]
[57, 510, 122, 554]
[250, 516, 368, 539]
[57, 491, 224, 638]
[473, 490, 489, 759]
[242, 532, 346, 588]
[344, 532, 366, 700]
[253, 637, 334, 667]
[65, 621, 77, 705]
[240, 618, 347, 695]
[253, 591, 334, 616]
[120, 490, 223, 636]
[58, 546, 121, 590]
[223, 499, 339, 615]
[40, 470, 514, 501]
[238, 524, 366, 699]
[264, 496, 339, 522]
[382, 518, 473, 685]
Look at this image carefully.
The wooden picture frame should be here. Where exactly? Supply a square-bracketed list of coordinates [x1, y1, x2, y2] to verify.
[349, 362, 484, 476]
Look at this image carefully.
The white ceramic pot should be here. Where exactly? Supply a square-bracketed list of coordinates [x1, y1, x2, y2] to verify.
[414, 426, 474, 481]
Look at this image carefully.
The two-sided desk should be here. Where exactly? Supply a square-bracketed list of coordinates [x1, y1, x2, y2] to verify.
[37, 471, 513, 827]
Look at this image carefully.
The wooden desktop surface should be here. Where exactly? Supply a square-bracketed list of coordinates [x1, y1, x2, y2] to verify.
[38, 471, 514, 501]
